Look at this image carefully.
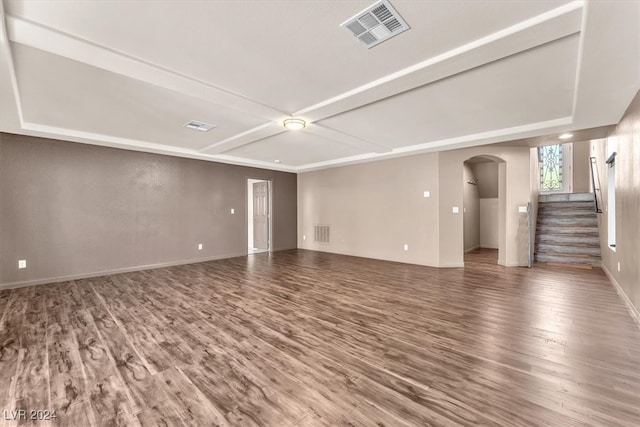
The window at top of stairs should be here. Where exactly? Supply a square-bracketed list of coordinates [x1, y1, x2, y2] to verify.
[540, 144, 563, 192]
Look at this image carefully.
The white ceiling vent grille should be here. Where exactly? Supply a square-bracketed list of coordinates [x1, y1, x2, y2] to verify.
[184, 120, 216, 132]
[341, 0, 410, 48]
[314, 225, 330, 243]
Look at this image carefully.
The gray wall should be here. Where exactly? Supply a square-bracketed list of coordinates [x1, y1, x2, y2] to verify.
[298, 145, 531, 268]
[573, 140, 591, 193]
[439, 147, 530, 267]
[297, 153, 440, 266]
[463, 162, 480, 252]
[468, 161, 499, 250]
[591, 90, 640, 318]
[471, 161, 499, 198]
[479, 198, 499, 248]
[0, 133, 297, 288]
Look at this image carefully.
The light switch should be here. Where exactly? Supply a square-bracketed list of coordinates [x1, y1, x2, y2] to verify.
[18, 260, 26, 269]
[198, 244, 203, 250]
[403, 244, 409, 251]
[303, 235, 306, 240]
[423, 191, 430, 198]
[518, 206, 528, 213]
[452, 207, 459, 214]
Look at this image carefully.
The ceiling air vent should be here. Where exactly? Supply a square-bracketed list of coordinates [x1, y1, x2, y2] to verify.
[184, 120, 216, 132]
[341, 0, 410, 48]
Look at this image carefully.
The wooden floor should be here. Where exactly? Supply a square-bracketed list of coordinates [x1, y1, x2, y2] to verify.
[0, 249, 639, 426]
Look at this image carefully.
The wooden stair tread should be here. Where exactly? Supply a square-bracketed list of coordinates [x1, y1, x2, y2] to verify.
[535, 195, 602, 268]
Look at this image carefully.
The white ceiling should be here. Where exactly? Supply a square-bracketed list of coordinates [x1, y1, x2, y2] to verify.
[1, 0, 638, 172]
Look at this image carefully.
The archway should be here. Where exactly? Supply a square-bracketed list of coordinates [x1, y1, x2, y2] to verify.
[462, 155, 506, 266]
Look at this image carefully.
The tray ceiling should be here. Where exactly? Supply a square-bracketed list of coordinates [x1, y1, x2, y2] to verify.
[1, 1, 638, 172]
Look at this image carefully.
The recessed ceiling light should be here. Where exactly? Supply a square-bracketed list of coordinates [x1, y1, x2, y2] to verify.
[559, 133, 573, 139]
[184, 120, 216, 132]
[274, 159, 281, 163]
[283, 118, 306, 130]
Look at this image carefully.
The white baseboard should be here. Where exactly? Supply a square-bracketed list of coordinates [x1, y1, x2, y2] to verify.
[601, 264, 640, 326]
[0, 251, 250, 291]
[464, 245, 480, 254]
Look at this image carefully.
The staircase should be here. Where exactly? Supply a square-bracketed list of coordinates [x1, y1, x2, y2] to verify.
[535, 193, 601, 267]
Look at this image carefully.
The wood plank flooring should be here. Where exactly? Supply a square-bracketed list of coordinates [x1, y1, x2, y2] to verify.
[0, 248, 639, 426]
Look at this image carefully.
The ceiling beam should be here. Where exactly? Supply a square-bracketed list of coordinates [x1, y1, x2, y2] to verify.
[295, 2, 583, 122]
[5, 15, 288, 122]
[302, 124, 392, 154]
[199, 122, 285, 155]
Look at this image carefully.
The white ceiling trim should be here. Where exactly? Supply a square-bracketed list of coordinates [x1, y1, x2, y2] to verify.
[5, 15, 287, 122]
[4, 0, 637, 173]
[295, 1, 583, 120]
[6, 0, 584, 128]
[301, 124, 392, 154]
[306, 16, 582, 126]
[199, 122, 284, 154]
[571, 0, 640, 127]
[0, 1, 23, 124]
[4, 2, 582, 127]
[296, 116, 573, 172]
[570, 0, 588, 119]
[19, 120, 298, 172]
[201, 120, 393, 157]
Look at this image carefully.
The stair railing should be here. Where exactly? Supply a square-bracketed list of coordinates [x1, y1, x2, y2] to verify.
[589, 157, 603, 213]
[527, 202, 533, 268]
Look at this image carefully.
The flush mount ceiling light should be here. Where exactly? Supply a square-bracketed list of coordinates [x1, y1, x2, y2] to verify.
[341, 0, 410, 48]
[283, 118, 306, 130]
[184, 120, 216, 132]
[559, 133, 573, 139]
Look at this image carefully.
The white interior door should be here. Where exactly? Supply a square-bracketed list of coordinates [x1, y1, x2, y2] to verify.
[253, 181, 270, 250]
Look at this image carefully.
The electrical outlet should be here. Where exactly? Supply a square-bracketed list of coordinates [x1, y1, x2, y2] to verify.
[303, 235, 306, 241]
[18, 260, 26, 269]
[423, 191, 430, 198]
[403, 244, 409, 251]
[198, 244, 203, 250]
[230, 208, 235, 214]
[452, 206, 459, 214]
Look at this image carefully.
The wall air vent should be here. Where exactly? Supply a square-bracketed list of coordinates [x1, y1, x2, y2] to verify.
[184, 120, 216, 132]
[341, 0, 410, 48]
[314, 225, 330, 243]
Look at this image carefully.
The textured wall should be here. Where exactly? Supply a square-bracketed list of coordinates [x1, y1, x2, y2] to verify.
[0, 133, 297, 287]
[591, 90, 640, 315]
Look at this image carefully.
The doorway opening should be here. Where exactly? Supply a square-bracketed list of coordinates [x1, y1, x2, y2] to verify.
[462, 156, 503, 266]
[247, 179, 272, 254]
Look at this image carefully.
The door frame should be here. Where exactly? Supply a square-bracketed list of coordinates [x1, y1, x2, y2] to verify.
[246, 178, 273, 254]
